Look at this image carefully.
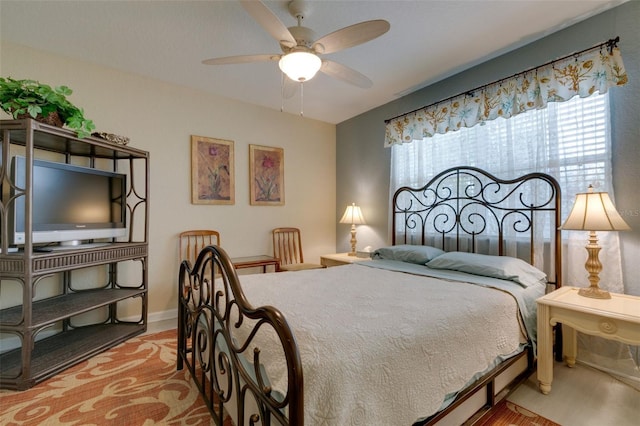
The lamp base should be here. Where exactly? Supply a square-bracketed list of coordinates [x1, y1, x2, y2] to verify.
[347, 252, 357, 257]
[578, 286, 611, 299]
[576, 231, 611, 299]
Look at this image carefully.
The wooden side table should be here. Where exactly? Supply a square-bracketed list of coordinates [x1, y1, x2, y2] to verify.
[536, 286, 640, 394]
[320, 253, 371, 267]
[231, 255, 280, 273]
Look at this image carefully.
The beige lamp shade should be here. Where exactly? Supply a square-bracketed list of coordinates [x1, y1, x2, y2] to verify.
[340, 203, 366, 225]
[561, 186, 630, 231]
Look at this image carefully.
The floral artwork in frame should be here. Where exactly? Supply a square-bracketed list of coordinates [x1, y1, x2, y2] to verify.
[191, 135, 234, 205]
[249, 144, 284, 206]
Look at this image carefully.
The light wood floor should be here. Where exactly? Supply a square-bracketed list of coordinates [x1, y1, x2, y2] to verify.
[152, 319, 640, 425]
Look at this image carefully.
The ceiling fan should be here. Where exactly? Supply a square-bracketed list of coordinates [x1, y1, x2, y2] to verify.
[202, 0, 390, 90]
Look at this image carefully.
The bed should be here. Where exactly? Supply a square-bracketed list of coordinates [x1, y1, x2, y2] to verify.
[177, 166, 562, 426]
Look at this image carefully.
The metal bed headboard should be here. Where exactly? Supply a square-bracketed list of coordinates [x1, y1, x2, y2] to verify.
[392, 166, 562, 287]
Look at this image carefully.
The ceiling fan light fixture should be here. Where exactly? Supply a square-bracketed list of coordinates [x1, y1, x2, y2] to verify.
[279, 51, 322, 82]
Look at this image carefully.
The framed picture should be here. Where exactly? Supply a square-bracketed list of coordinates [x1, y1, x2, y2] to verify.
[249, 144, 284, 206]
[191, 135, 235, 205]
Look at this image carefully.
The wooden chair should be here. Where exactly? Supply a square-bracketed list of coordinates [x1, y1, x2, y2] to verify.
[272, 227, 324, 271]
[179, 230, 221, 267]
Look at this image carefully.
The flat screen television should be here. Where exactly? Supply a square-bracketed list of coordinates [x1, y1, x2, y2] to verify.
[10, 156, 127, 247]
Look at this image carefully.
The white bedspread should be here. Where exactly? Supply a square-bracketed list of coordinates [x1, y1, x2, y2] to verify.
[230, 262, 529, 426]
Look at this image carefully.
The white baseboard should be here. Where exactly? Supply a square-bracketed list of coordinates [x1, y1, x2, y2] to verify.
[116, 308, 177, 325]
[145, 309, 178, 324]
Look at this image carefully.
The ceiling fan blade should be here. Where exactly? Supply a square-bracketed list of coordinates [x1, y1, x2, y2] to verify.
[320, 60, 373, 89]
[202, 54, 279, 65]
[312, 20, 390, 54]
[239, 0, 297, 48]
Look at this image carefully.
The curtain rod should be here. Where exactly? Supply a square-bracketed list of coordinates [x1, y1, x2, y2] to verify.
[384, 36, 620, 124]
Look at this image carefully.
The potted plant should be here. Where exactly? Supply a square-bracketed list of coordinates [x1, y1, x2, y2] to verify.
[0, 77, 96, 138]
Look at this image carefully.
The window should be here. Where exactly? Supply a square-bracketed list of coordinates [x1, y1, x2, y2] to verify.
[390, 91, 625, 295]
[390, 93, 611, 218]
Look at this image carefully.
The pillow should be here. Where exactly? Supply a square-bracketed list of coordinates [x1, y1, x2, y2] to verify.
[372, 244, 445, 264]
[426, 251, 547, 288]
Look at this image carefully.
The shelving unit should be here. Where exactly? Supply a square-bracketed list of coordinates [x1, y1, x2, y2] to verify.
[0, 119, 149, 390]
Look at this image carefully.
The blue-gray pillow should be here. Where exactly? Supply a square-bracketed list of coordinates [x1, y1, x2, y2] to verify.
[426, 251, 546, 288]
[373, 245, 445, 264]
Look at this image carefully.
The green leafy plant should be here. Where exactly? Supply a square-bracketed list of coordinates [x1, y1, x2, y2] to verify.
[0, 77, 96, 138]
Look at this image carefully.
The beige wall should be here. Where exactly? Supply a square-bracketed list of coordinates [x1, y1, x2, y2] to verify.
[1, 42, 337, 319]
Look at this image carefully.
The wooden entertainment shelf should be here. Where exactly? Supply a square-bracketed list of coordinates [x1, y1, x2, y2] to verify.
[0, 119, 150, 390]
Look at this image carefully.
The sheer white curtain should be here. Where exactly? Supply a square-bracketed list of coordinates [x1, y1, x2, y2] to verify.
[391, 92, 639, 381]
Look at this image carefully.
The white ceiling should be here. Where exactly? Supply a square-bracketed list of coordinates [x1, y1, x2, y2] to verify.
[0, 0, 627, 124]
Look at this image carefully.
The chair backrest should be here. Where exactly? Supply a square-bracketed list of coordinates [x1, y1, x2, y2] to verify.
[272, 227, 306, 266]
[179, 230, 221, 266]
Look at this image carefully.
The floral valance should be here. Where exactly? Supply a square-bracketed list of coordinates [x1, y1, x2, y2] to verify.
[384, 39, 627, 147]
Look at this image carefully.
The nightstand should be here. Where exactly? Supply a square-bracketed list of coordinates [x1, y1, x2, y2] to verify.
[536, 286, 640, 395]
[320, 253, 371, 267]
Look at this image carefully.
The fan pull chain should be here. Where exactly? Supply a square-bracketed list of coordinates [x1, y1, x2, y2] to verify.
[300, 82, 304, 117]
[280, 73, 285, 113]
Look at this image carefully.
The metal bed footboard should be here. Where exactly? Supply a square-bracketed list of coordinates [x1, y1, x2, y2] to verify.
[177, 245, 303, 426]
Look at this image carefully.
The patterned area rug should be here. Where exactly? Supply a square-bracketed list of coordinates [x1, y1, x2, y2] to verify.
[0, 329, 558, 426]
[475, 399, 561, 426]
[0, 329, 216, 426]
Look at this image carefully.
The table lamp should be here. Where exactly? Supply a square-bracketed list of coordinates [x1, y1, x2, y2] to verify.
[560, 185, 630, 299]
[340, 203, 366, 256]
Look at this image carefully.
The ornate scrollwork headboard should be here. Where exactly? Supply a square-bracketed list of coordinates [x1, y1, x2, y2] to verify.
[392, 166, 561, 286]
